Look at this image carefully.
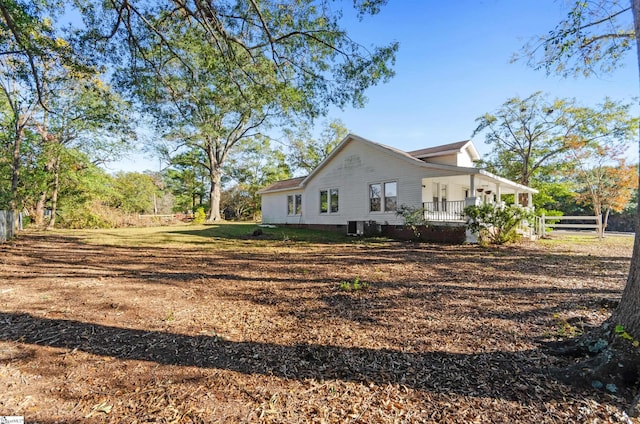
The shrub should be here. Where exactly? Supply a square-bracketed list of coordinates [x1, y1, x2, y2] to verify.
[464, 203, 534, 245]
[396, 204, 427, 239]
[193, 207, 206, 224]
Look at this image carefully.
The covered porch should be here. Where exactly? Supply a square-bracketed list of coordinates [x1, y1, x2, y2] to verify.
[421, 169, 538, 223]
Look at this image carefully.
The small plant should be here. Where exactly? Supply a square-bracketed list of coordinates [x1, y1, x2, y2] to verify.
[339, 276, 369, 291]
[396, 204, 427, 239]
[614, 325, 639, 346]
[193, 207, 206, 224]
[550, 314, 583, 338]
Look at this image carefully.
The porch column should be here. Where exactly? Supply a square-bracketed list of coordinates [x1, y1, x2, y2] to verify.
[496, 183, 502, 204]
[514, 191, 520, 206]
[469, 174, 476, 195]
[527, 192, 533, 209]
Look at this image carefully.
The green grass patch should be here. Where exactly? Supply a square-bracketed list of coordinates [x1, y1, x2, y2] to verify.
[539, 233, 634, 248]
[60, 222, 374, 248]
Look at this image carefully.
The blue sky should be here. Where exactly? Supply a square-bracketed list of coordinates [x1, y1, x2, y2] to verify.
[106, 0, 639, 172]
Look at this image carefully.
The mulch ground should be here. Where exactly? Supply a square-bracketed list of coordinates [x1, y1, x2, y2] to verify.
[0, 231, 636, 423]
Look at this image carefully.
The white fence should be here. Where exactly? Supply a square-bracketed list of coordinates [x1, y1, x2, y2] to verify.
[0, 210, 15, 243]
[537, 214, 602, 235]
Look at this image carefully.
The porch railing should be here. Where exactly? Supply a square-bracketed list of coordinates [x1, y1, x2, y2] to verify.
[422, 200, 466, 222]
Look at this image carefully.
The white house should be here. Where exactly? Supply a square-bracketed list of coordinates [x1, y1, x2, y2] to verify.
[258, 134, 537, 234]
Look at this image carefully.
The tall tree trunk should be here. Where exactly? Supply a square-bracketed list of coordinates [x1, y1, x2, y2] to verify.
[46, 154, 60, 230]
[34, 190, 47, 227]
[205, 141, 223, 222]
[611, 0, 640, 339]
[9, 121, 22, 213]
[207, 166, 223, 222]
[602, 207, 611, 239]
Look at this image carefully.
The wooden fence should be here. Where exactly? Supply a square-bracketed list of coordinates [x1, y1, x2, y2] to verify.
[0, 210, 15, 243]
[537, 214, 602, 236]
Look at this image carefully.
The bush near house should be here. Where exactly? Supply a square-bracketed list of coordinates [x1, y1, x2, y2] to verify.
[465, 203, 534, 245]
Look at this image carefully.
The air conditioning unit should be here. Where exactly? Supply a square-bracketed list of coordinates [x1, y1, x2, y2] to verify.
[347, 221, 365, 236]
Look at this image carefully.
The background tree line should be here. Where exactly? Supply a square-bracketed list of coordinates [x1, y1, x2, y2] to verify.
[0, 0, 636, 231]
[0, 0, 396, 227]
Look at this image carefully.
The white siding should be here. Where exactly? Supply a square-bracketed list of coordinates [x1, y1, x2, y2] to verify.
[302, 139, 444, 225]
[423, 154, 458, 166]
[261, 190, 305, 224]
[422, 150, 474, 167]
[457, 150, 475, 167]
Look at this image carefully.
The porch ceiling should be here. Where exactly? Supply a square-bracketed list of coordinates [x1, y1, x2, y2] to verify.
[422, 171, 537, 195]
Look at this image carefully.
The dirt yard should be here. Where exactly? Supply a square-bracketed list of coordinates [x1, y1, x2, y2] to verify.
[0, 227, 636, 423]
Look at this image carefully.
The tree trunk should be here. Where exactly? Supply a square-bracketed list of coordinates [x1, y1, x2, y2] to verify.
[602, 207, 611, 239]
[205, 141, 223, 222]
[46, 155, 60, 230]
[612, 0, 640, 340]
[593, 204, 603, 239]
[9, 121, 22, 214]
[34, 190, 47, 227]
[207, 166, 223, 222]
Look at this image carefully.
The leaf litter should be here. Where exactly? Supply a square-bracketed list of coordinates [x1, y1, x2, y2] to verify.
[0, 232, 636, 423]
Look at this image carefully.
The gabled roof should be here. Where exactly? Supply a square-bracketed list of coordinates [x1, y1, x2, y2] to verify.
[257, 176, 305, 194]
[301, 134, 467, 185]
[408, 140, 480, 162]
[258, 134, 537, 195]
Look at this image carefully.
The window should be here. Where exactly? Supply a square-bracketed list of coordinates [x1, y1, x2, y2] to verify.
[330, 189, 339, 213]
[369, 183, 381, 212]
[287, 195, 294, 215]
[320, 190, 328, 213]
[287, 194, 302, 215]
[320, 188, 339, 213]
[295, 194, 302, 215]
[369, 181, 397, 212]
[384, 182, 397, 212]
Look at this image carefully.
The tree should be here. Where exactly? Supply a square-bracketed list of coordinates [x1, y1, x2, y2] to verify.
[124, 23, 286, 222]
[163, 149, 208, 213]
[473, 92, 637, 191]
[473, 92, 581, 188]
[564, 128, 638, 237]
[223, 136, 292, 219]
[109, 172, 160, 214]
[0, 59, 36, 215]
[532, 0, 640, 330]
[286, 119, 348, 174]
[519, 1, 634, 77]
[526, 0, 640, 413]
[0, 0, 90, 105]
[77, 0, 397, 114]
[78, 0, 397, 222]
[53, 148, 120, 229]
[30, 72, 132, 228]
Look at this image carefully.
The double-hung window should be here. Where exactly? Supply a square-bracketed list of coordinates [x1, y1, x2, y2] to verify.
[369, 181, 397, 212]
[287, 194, 302, 215]
[320, 188, 339, 213]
